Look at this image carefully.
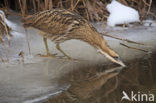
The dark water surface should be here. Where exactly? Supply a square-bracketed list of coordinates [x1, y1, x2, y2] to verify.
[43, 52, 156, 103]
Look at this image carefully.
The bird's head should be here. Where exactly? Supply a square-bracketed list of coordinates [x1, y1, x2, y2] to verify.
[97, 39, 126, 67]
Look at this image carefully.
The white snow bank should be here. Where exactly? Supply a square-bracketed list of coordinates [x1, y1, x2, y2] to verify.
[106, 0, 140, 27]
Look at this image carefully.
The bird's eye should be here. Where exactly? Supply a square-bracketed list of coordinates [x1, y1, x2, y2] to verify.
[113, 56, 119, 60]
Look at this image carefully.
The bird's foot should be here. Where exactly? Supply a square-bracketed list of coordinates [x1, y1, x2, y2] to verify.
[38, 53, 57, 58]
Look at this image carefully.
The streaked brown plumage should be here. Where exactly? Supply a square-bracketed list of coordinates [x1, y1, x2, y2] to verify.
[23, 9, 125, 66]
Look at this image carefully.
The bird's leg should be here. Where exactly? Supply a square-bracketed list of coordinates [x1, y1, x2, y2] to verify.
[39, 37, 57, 57]
[56, 43, 71, 59]
[43, 37, 50, 55]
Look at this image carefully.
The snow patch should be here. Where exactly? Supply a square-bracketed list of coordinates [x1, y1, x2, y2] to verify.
[106, 0, 140, 27]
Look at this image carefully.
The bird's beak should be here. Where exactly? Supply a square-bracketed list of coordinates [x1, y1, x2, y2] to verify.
[98, 49, 126, 67]
[112, 56, 126, 67]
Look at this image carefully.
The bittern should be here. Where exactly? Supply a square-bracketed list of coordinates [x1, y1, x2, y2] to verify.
[23, 9, 125, 66]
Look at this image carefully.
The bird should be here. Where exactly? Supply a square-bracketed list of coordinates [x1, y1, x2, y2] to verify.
[23, 9, 125, 66]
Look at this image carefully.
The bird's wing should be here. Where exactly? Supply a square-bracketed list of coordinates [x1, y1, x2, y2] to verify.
[23, 9, 86, 36]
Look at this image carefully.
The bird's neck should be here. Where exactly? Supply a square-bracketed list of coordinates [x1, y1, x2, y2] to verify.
[85, 30, 104, 49]
[88, 31, 112, 55]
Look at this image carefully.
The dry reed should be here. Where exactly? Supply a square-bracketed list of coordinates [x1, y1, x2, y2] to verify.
[0, 0, 155, 21]
[0, 11, 11, 61]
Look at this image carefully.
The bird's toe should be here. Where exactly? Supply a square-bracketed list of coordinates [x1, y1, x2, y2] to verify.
[38, 53, 57, 58]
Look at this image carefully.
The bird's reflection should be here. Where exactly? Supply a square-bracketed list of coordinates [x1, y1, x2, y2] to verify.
[43, 53, 156, 103]
[44, 65, 123, 103]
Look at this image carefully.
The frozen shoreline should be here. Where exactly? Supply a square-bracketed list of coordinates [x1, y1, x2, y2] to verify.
[0, 15, 156, 103]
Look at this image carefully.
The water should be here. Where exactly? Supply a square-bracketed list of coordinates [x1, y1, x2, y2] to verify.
[0, 15, 156, 103]
[44, 53, 156, 103]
